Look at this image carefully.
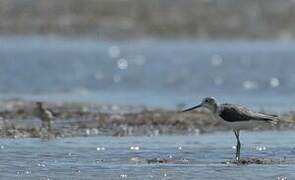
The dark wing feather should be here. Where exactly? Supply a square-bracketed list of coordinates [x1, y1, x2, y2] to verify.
[219, 104, 276, 122]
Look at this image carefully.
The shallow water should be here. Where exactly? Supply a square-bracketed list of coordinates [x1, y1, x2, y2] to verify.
[1, 131, 295, 179]
[1, 37, 295, 111]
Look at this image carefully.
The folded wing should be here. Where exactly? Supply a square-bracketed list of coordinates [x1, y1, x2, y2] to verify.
[219, 104, 277, 123]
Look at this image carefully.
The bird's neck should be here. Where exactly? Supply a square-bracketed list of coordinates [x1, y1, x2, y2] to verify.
[211, 104, 218, 114]
[212, 107, 223, 122]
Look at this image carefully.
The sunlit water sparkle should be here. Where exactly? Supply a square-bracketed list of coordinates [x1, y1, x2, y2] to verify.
[1, 37, 295, 112]
[0, 131, 295, 179]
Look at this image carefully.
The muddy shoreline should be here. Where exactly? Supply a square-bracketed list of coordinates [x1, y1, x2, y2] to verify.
[0, 99, 294, 138]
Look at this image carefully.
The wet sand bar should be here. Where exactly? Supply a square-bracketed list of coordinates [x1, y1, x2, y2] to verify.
[0, 99, 294, 138]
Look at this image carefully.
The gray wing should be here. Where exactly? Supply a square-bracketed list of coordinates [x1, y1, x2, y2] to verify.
[47, 108, 57, 117]
[218, 104, 277, 122]
[42, 108, 57, 120]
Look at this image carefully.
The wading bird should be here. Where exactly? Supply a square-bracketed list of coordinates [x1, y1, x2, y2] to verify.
[35, 102, 56, 131]
[182, 97, 278, 162]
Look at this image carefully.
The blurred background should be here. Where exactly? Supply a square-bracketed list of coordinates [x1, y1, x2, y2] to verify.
[1, 0, 295, 111]
[2, 1, 295, 179]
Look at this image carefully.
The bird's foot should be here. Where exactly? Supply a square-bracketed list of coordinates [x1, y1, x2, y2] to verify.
[235, 157, 241, 164]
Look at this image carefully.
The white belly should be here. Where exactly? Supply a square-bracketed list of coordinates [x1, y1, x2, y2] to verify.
[223, 120, 266, 130]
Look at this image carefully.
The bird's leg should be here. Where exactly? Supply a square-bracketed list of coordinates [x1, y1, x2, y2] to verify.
[234, 130, 241, 162]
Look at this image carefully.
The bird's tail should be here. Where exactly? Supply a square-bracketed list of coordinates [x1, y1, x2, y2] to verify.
[269, 117, 279, 126]
[260, 114, 279, 126]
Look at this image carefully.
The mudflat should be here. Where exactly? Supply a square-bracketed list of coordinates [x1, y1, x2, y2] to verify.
[0, 99, 293, 138]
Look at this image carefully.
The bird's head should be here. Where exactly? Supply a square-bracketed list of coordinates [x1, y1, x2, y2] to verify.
[182, 97, 218, 113]
[36, 102, 43, 108]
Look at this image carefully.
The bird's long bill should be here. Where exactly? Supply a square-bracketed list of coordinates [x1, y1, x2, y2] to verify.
[182, 104, 202, 112]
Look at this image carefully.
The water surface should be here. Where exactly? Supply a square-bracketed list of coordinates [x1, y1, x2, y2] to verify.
[1, 131, 295, 179]
[1, 37, 295, 111]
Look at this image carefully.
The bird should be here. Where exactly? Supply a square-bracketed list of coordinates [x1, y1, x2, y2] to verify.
[182, 97, 278, 162]
[35, 102, 56, 131]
